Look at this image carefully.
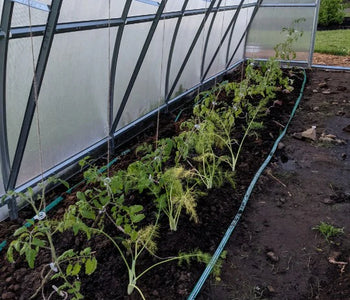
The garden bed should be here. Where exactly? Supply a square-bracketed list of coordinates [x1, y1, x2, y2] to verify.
[200, 69, 350, 300]
[1, 66, 348, 300]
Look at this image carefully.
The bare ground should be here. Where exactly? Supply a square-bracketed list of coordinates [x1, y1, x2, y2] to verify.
[200, 69, 350, 299]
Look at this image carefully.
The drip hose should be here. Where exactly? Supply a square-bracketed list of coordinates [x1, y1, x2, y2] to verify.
[188, 69, 307, 299]
[0, 149, 130, 253]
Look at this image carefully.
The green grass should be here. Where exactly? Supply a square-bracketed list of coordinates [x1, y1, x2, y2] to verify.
[314, 30, 350, 55]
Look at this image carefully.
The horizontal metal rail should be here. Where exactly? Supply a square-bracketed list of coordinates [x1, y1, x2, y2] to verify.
[8, 3, 259, 39]
[260, 3, 317, 7]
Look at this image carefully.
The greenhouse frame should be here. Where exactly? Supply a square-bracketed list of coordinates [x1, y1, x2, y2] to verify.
[0, 0, 320, 221]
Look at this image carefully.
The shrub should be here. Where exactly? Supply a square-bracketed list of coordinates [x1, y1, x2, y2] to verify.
[318, 0, 345, 26]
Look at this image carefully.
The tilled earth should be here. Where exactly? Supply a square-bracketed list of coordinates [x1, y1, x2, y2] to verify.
[200, 69, 350, 299]
[0, 68, 349, 300]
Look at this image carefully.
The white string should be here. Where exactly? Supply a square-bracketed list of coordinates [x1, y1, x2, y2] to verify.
[216, 0, 227, 86]
[107, 0, 112, 175]
[198, 0, 209, 97]
[28, 3, 45, 211]
[155, 1, 167, 148]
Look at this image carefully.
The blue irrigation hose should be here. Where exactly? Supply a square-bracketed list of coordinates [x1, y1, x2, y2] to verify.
[188, 69, 307, 299]
[0, 150, 130, 253]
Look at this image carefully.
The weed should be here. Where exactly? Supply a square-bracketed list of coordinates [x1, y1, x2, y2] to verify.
[313, 221, 344, 242]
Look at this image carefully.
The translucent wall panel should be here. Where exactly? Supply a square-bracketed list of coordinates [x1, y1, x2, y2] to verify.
[168, 14, 206, 100]
[202, 9, 236, 80]
[164, 0, 184, 12]
[0, 1, 3, 23]
[227, 7, 253, 66]
[0, 165, 4, 196]
[7, 37, 42, 164]
[59, 0, 124, 23]
[16, 28, 115, 186]
[263, 0, 315, 3]
[112, 22, 152, 120]
[245, 7, 314, 61]
[129, 0, 158, 16]
[187, 0, 213, 10]
[11, 1, 50, 27]
[117, 19, 175, 130]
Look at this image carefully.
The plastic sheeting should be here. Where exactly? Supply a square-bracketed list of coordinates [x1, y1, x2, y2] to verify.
[0, 164, 4, 196]
[245, 7, 315, 61]
[0, 0, 319, 208]
[117, 19, 174, 130]
[0, 1, 3, 23]
[17, 28, 116, 186]
[11, 1, 50, 27]
[59, 0, 124, 23]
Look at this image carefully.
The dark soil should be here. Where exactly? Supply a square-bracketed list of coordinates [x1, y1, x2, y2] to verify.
[0, 68, 350, 300]
[199, 69, 350, 299]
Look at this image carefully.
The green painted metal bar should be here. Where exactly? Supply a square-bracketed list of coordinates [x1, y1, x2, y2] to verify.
[7, 0, 63, 191]
[109, 0, 167, 134]
[0, 0, 14, 194]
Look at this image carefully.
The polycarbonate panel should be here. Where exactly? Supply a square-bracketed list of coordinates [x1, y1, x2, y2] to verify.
[226, 6, 253, 66]
[263, 0, 315, 3]
[16, 28, 116, 186]
[112, 22, 151, 121]
[221, 0, 254, 5]
[0, 1, 3, 23]
[245, 7, 314, 61]
[11, 1, 50, 27]
[59, 0, 124, 23]
[168, 14, 207, 99]
[202, 9, 237, 80]
[7, 37, 42, 164]
[187, 0, 212, 10]
[164, 0, 184, 12]
[117, 19, 175, 130]
[0, 166, 4, 196]
[0, 206, 9, 223]
[129, 0, 158, 16]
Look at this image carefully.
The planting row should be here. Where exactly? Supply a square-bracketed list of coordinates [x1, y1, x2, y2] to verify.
[3, 56, 298, 299]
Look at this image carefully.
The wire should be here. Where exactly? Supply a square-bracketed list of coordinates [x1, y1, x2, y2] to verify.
[155, 0, 167, 148]
[28, 2, 45, 212]
[107, 0, 112, 176]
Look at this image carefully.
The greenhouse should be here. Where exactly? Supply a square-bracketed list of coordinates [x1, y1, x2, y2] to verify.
[1, 0, 350, 299]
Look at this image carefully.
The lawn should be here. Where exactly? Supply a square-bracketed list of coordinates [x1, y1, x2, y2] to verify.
[314, 29, 350, 55]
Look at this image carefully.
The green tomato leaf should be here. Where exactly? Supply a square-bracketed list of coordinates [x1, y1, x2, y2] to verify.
[25, 247, 37, 269]
[66, 264, 73, 275]
[85, 257, 97, 275]
[130, 205, 143, 214]
[13, 226, 27, 236]
[131, 213, 145, 223]
[31, 238, 46, 247]
[71, 263, 81, 276]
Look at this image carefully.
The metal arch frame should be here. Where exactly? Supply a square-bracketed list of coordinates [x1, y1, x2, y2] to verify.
[226, 0, 262, 68]
[108, 0, 132, 146]
[201, 0, 246, 82]
[0, 0, 14, 191]
[0, 0, 321, 214]
[164, 0, 190, 99]
[109, 0, 167, 135]
[165, 0, 218, 103]
[200, 0, 223, 81]
[7, 0, 63, 191]
[309, 0, 321, 67]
